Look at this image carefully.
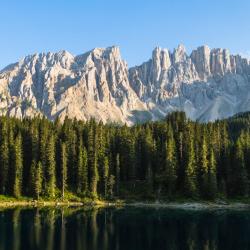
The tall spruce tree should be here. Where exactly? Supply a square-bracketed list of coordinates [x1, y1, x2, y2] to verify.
[7, 122, 15, 196]
[206, 148, 217, 199]
[31, 161, 43, 199]
[103, 156, 109, 198]
[0, 120, 9, 194]
[233, 136, 249, 196]
[45, 135, 56, 198]
[164, 126, 177, 197]
[60, 142, 67, 199]
[107, 174, 115, 198]
[184, 135, 197, 197]
[144, 126, 154, 194]
[115, 153, 120, 196]
[13, 133, 23, 198]
[200, 132, 209, 198]
[77, 144, 88, 195]
[88, 126, 99, 197]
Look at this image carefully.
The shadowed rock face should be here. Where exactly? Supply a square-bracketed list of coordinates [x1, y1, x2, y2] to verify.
[0, 45, 250, 124]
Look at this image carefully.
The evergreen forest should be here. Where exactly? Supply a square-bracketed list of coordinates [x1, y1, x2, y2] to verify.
[0, 111, 250, 201]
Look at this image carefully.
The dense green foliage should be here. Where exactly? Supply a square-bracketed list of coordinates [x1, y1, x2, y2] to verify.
[0, 112, 250, 200]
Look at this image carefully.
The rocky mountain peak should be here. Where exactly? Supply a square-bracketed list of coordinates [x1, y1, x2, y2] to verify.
[190, 45, 211, 78]
[173, 44, 187, 63]
[0, 44, 250, 124]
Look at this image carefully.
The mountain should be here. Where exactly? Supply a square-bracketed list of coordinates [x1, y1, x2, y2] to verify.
[129, 45, 250, 121]
[0, 45, 250, 124]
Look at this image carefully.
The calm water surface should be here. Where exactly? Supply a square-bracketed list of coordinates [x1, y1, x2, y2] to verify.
[0, 206, 250, 250]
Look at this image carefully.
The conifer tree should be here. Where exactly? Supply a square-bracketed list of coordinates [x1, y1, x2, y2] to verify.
[103, 156, 109, 198]
[27, 123, 40, 196]
[13, 133, 23, 198]
[66, 128, 77, 191]
[0, 120, 9, 194]
[31, 161, 43, 199]
[6, 122, 15, 196]
[60, 142, 67, 199]
[200, 133, 209, 197]
[206, 148, 217, 199]
[45, 135, 56, 198]
[39, 120, 48, 191]
[107, 175, 115, 198]
[164, 126, 177, 197]
[144, 126, 154, 193]
[35, 162, 43, 200]
[88, 126, 99, 197]
[233, 136, 249, 196]
[218, 122, 230, 195]
[115, 153, 120, 195]
[184, 136, 197, 197]
[77, 144, 88, 195]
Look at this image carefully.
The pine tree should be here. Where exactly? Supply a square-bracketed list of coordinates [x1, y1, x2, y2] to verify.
[77, 144, 88, 195]
[233, 136, 249, 196]
[218, 122, 230, 195]
[88, 126, 99, 197]
[30, 160, 37, 198]
[13, 133, 23, 198]
[27, 123, 40, 196]
[31, 161, 43, 200]
[184, 136, 197, 197]
[66, 128, 77, 191]
[128, 135, 136, 182]
[164, 126, 177, 197]
[107, 175, 115, 199]
[39, 120, 49, 192]
[206, 148, 217, 199]
[103, 156, 109, 198]
[6, 123, 15, 196]
[45, 135, 56, 198]
[0, 120, 9, 194]
[144, 126, 154, 194]
[60, 142, 67, 199]
[115, 153, 120, 196]
[34, 161, 43, 200]
[200, 133, 209, 198]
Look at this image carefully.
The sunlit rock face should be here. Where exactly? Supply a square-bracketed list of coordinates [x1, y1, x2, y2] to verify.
[129, 45, 250, 122]
[0, 46, 145, 125]
[0, 45, 250, 124]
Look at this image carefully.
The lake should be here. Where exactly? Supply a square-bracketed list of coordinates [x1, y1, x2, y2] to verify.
[0, 206, 250, 250]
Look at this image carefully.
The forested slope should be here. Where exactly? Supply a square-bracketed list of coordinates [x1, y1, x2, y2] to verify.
[0, 112, 250, 201]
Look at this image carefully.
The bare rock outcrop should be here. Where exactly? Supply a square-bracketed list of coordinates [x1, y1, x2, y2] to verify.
[0, 44, 250, 124]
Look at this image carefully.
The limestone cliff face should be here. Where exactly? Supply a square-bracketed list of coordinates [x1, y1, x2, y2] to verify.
[0, 45, 250, 124]
[129, 45, 250, 121]
[0, 46, 145, 124]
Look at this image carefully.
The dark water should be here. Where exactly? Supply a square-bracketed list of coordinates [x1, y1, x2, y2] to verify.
[0, 206, 250, 250]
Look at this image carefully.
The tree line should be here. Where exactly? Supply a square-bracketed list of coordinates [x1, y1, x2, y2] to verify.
[0, 111, 250, 200]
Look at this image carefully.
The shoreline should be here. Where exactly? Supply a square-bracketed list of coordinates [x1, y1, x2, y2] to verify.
[0, 200, 120, 208]
[0, 199, 250, 210]
[126, 201, 250, 210]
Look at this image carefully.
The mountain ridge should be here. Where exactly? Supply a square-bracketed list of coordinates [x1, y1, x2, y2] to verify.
[0, 45, 250, 124]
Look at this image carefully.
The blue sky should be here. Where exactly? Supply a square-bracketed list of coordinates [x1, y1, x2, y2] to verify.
[0, 0, 249, 69]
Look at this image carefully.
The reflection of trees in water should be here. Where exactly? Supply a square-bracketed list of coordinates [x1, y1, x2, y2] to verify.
[90, 209, 98, 250]
[44, 209, 55, 250]
[34, 208, 41, 248]
[1, 208, 250, 250]
[60, 209, 66, 250]
[12, 208, 21, 250]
